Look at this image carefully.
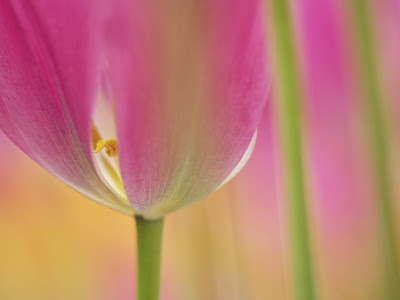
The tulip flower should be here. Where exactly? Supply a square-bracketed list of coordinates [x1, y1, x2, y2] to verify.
[0, 0, 268, 299]
[0, 0, 267, 218]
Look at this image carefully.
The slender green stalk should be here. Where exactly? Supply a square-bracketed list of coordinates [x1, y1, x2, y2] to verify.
[270, 1, 316, 300]
[350, 1, 400, 299]
[135, 217, 164, 300]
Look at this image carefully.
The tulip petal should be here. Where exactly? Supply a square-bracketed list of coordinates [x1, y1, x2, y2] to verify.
[106, 0, 268, 218]
[216, 131, 258, 191]
[0, 1, 132, 213]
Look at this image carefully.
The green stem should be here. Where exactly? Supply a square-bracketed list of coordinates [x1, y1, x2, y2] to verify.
[135, 217, 164, 300]
[270, 1, 316, 300]
[350, 1, 400, 299]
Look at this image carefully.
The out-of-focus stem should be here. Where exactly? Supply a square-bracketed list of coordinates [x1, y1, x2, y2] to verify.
[350, 1, 400, 299]
[270, 1, 317, 300]
[136, 217, 164, 300]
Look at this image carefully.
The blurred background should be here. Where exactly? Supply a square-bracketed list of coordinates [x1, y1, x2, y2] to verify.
[1, 0, 400, 299]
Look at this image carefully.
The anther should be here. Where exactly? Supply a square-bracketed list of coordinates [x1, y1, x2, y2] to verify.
[95, 138, 118, 157]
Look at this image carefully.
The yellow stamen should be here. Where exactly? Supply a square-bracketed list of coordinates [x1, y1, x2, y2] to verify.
[95, 138, 118, 157]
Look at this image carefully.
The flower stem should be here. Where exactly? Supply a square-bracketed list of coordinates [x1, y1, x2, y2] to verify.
[270, 1, 317, 300]
[135, 216, 164, 300]
[350, 1, 400, 299]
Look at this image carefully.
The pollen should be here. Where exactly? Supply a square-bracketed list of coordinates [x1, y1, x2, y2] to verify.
[95, 138, 118, 157]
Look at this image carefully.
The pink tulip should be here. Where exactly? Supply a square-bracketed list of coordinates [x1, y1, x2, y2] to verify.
[0, 0, 268, 219]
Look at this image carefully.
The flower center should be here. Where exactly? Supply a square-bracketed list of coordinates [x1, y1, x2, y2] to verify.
[92, 125, 127, 202]
[90, 85, 131, 208]
[95, 138, 118, 157]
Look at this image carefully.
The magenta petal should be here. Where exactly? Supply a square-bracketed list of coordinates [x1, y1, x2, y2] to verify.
[28, 0, 105, 159]
[0, 1, 132, 213]
[106, 0, 269, 218]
